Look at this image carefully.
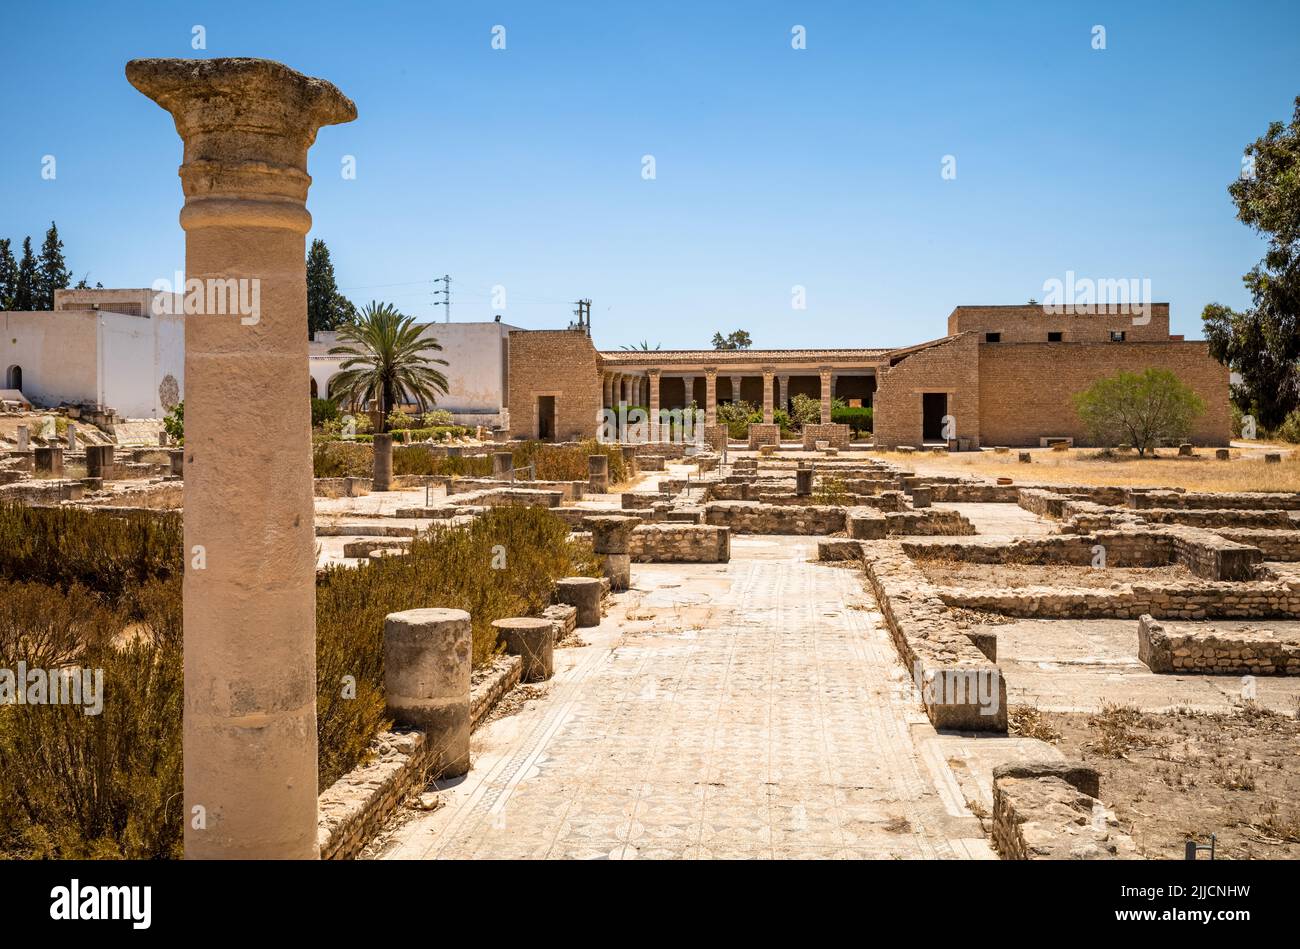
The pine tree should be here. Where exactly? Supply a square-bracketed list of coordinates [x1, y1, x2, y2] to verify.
[0, 239, 17, 310]
[306, 238, 355, 339]
[35, 221, 72, 310]
[13, 237, 37, 311]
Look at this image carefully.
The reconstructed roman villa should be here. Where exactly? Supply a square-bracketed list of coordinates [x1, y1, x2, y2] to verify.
[2, 57, 1297, 863]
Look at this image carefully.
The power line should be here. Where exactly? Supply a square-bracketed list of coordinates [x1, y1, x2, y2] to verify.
[431, 273, 451, 322]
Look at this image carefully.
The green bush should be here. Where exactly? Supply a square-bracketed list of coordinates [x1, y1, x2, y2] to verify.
[162, 401, 184, 446]
[788, 393, 821, 429]
[391, 426, 469, 444]
[311, 397, 340, 428]
[716, 400, 759, 440]
[1274, 408, 1300, 444]
[832, 406, 873, 434]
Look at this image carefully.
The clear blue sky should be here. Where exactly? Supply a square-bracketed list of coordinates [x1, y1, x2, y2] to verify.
[2, 0, 1297, 349]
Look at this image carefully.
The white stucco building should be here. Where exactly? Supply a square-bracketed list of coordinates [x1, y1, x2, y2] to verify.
[2, 288, 515, 427]
[2, 288, 184, 418]
[309, 319, 517, 428]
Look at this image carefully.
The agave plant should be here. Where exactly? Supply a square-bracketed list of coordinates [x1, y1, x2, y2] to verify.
[326, 301, 450, 432]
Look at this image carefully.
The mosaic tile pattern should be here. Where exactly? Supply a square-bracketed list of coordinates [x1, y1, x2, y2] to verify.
[381, 538, 993, 859]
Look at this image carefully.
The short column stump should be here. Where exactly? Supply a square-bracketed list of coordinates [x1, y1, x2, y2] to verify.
[493, 617, 555, 682]
[556, 576, 603, 628]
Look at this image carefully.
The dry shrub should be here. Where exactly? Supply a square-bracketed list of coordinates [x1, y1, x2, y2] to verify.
[1088, 702, 1147, 758]
[0, 576, 183, 859]
[0, 503, 182, 610]
[1008, 705, 1062, 743]
[314, 505, 599, 787]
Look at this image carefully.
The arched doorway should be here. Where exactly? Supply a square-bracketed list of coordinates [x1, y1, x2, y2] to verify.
[4, 366, 21, 390]
[310, 377, 319, 398]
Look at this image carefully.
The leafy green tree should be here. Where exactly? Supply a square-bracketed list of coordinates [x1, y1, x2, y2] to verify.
[1202, 95, 1300, 430]
[711, 329, 752, 350]
[326, 301, 450, 432]
[306, 239, 356, 339]
[0, 240, 16, 310]
[35, 222, 72, 310]
[1072, 368, 1205, 457]
[162, 401, 184, 446]
[13, 238, 37, 311]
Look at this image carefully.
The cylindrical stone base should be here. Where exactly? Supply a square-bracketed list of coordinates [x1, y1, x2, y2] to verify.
[384, 608, 472, 779]
[556, 576, 602, 628]
[621, 445, 638, 477]
[492, 617, 555, 682]
[604, 553, 631, 592]
[795, 469, 813, 496]
[373, 433, 393, 491]
[492, 451, 513, 479]
[588, 454, 609, 494]
[34, 447, 63, 476]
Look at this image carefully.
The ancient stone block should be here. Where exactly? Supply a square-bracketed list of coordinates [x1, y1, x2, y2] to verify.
[493, 617, 555, 682]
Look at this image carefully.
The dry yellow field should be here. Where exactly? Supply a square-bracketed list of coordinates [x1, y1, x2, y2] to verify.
[895, 443, 1300, 493]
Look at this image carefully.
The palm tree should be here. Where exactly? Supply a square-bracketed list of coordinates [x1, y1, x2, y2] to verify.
[327, 301, 450, 432]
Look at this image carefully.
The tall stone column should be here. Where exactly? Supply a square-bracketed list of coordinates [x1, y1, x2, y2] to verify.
[730, 374, 743, 405]
[704, 367, 717, 425]
[762, 367, 775, 423]
[648, 368, 661, 442]
[681, 374, 695, 408]
[602, 373, 613, 409]
[777, 374, 788, 413]
[128, 57, 356, 860]
[819, 366, 834, 424]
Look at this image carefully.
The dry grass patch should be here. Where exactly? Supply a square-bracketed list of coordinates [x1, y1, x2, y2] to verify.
[1042, 703, 1300, 858]
[894, 445, 1300, 493]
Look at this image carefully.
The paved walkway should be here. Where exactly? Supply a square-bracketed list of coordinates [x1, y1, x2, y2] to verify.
[380, 536, 1006, 860]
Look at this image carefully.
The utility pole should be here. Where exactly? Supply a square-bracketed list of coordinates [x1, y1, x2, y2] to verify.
[432, 274, 451, 322]
[571, 298, 591, 335]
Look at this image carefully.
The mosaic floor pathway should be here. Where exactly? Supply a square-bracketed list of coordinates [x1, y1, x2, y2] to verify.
[380, 536, 996, 859]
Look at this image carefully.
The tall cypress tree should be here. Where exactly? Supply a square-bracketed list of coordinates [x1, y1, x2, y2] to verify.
[306, 238, 355, 339]
[0, 239, 17, 310]
[35, 221, 72, 310]
[13, 237, 37, 311]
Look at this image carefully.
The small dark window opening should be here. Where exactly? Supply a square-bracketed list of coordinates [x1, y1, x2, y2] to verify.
[1109, 331, 1126, 342]
[1047, 332, 1062, 342]
[984, 332, 1001, 343]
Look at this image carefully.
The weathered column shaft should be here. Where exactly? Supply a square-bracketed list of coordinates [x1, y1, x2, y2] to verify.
[648, 370, 661, 443]
[819, 367, 834, 424]
[15, 426, 28, 451]
[128, 56, 356, 860]
[730, 375, 743, 404]
[602, 373, 613, 408]
[762, 367, 775, 424]
[777, 375, 788, 413]
[704, 368, 717, 426]
[373, 433, 393, 491]
[384, 608, 471, 778]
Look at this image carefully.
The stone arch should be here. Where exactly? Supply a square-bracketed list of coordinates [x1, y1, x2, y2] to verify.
[4, 365, 21, 390]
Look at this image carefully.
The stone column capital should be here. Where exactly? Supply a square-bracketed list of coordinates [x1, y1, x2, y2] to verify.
[647, 367, 661, 378]
[127, 58, 356, 233]
[703, 366, 718, 377]
[818, 365, 834, 376]
[762, 365, 776, 376]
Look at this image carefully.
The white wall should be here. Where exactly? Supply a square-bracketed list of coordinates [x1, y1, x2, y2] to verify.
[98, 310, 184, 417]
[0, 310, 101, 408]
[309, 321, 515, 417]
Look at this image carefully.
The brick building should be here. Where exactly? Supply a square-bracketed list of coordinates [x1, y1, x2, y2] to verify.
[505, 303, 1230, 448]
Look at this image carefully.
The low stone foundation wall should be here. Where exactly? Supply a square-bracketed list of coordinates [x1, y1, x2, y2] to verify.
[630, 524, 730, 562]
[1137, 614, 1299, 675]
[704, 500, 846, 535]
[930, 482, 1019, 503]
[992, 762, 1136, 860]
[1214, 528, 1300, 561]
[862, 544, 1006, 732]
[449, 477, 585, 501]
[747, 423, 780, 450]
[0, 479, 85, 504]
[1130, 490, 1300, 511]
[317, 654, 523, 860]
[802, 423, 851, 450]
[884, 509, 976, 536]
[939, 578, 1300, 620]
